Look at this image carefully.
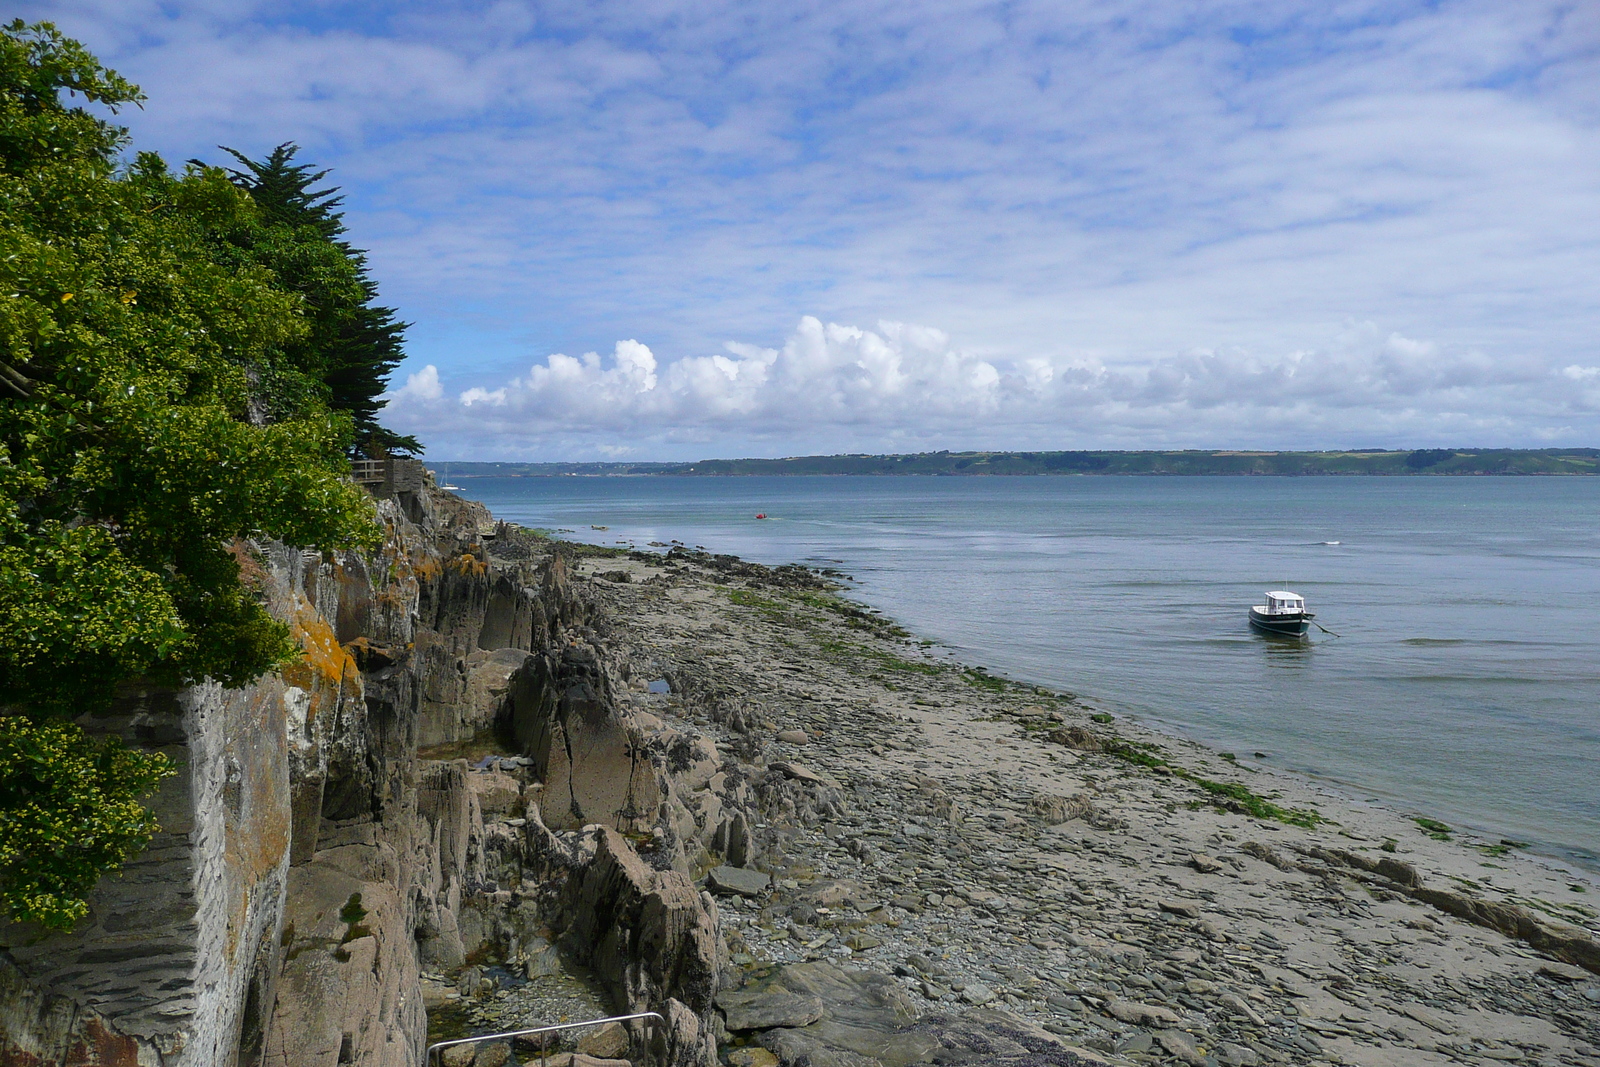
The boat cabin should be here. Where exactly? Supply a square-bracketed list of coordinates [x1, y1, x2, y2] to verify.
[1261, 591, 1306, 615]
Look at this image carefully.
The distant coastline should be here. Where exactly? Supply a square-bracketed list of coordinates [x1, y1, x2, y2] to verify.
[429, 447, 1598, 478]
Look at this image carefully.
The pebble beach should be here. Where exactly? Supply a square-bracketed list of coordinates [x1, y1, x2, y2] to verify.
[570, 545, 1600, 1067]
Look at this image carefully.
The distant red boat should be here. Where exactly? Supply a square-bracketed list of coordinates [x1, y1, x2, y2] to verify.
[755, 513, 767, 519]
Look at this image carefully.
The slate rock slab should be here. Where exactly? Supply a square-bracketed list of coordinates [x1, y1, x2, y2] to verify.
[708, 865, 771, 897]
[1159, 899, 1201, 919]
[771, 761, 826, 784]
[719, 990, 826, 1031]
[1106, 999, 1181, 1027]
[1154, 1029, 1206, 1066]
[731, 962, 1109, 1066]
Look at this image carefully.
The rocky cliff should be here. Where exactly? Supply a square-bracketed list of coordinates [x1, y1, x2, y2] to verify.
[0, 480, 791, 1067]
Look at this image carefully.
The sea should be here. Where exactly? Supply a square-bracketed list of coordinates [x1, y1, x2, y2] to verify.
[453, 474, 1600, 872]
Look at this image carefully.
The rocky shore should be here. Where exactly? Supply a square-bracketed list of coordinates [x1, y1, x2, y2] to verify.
[4, 480, 1595, 1067]
[559, 543, 1600, 1067]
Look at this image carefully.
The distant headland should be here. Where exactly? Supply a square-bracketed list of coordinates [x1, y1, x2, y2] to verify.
[430, 447, 1598, 478]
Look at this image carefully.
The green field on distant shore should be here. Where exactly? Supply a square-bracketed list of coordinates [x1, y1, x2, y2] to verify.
[433, 448, 1598, 478]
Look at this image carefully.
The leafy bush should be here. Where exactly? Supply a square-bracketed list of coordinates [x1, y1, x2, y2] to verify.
[0, 20, 393, 926]
[0, 716, 174, 928]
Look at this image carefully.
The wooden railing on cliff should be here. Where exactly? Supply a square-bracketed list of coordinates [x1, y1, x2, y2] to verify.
[352, 451, 426, 501]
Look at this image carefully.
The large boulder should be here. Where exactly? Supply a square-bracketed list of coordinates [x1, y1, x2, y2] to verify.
[557, 829, 721, 1067]
[507, 648, 660, 832]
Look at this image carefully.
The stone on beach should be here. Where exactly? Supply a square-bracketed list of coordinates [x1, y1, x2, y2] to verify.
[769, 760, 827, 784]
[957, 982, 996, 1005]
[708, 865, 772, 898]
[725, 1049, 780, 1067]
[1398, 1003, 1457, 1034]
[717, 989, 826, 1030]
[1029, 793, 1096, 823]
[1107, 998, 1182, 1027]
[1155, 1028, 1207, 1066]
[575, 1021, 629, 1057]
[1048, 725, 1104, 751]
[1538, 961, 1590, 982]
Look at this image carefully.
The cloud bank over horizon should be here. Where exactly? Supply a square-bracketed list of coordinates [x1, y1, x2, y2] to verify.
[28, 0, 1600, 458]
[386, 316, 1600, 460]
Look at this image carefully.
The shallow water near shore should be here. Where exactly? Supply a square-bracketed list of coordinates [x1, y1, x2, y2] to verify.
[457, 474, 1600, 871]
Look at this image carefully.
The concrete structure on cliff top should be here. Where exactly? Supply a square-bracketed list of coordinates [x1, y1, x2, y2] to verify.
[0, 468, 731, 1067]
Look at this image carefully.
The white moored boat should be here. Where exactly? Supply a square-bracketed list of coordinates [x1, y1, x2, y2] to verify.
[1249, 590, 1314, 636]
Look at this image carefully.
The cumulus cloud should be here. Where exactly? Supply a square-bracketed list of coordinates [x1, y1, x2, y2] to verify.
[393, 363, 444, 402]
[383, 316, 1592, 457]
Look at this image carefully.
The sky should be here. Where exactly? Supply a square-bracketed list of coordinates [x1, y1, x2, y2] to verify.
[29, 0, 1600, 459]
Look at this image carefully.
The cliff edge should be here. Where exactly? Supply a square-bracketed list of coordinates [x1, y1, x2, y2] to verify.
[0, 478, 770, 1067]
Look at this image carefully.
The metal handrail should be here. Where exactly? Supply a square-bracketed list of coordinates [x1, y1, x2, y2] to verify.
[425, 1010, 664, 1066]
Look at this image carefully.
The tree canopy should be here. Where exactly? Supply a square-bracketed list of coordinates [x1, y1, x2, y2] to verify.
[0, 20, 400, 928]
[217, 142, 421, 455]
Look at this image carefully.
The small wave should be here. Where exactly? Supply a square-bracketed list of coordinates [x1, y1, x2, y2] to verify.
[1375, 674, 1546, 685]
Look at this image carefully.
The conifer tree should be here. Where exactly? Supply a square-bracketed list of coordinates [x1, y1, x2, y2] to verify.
[220, 143, 421, 454]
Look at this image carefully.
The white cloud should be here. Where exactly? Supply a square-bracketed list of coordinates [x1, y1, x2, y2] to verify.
[393, 363, 443, 401]
[383, 315, 1591, 457]
[458, 385, 507, 406]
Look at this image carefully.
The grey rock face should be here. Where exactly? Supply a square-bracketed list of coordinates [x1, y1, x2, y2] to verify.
[556, 828, 721, 1066]
[0, 486, 731, 1067]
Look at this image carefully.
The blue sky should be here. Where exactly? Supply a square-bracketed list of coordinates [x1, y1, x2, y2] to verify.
[32, 0, 1600, 459]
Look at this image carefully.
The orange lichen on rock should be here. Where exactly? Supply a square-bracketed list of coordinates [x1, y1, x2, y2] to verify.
[446, 552, 488, 578]
[279, 599, 361, 721]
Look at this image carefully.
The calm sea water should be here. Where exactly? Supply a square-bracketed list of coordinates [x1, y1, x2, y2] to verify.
[456, 475, 1600, 870]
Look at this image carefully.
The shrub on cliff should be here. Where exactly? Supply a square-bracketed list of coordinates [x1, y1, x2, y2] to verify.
[0, 21, 381, 927]
[0, 717, 172, 929]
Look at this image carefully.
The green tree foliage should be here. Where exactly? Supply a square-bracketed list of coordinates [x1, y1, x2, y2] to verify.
[1405, 448, 1456, 469]
[218, 143, 421, 455]
[0, 20, 382, 927]
[0, 716, 172, 928]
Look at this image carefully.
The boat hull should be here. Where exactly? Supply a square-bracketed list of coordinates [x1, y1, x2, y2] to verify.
[1249, 608, 1312, 636]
